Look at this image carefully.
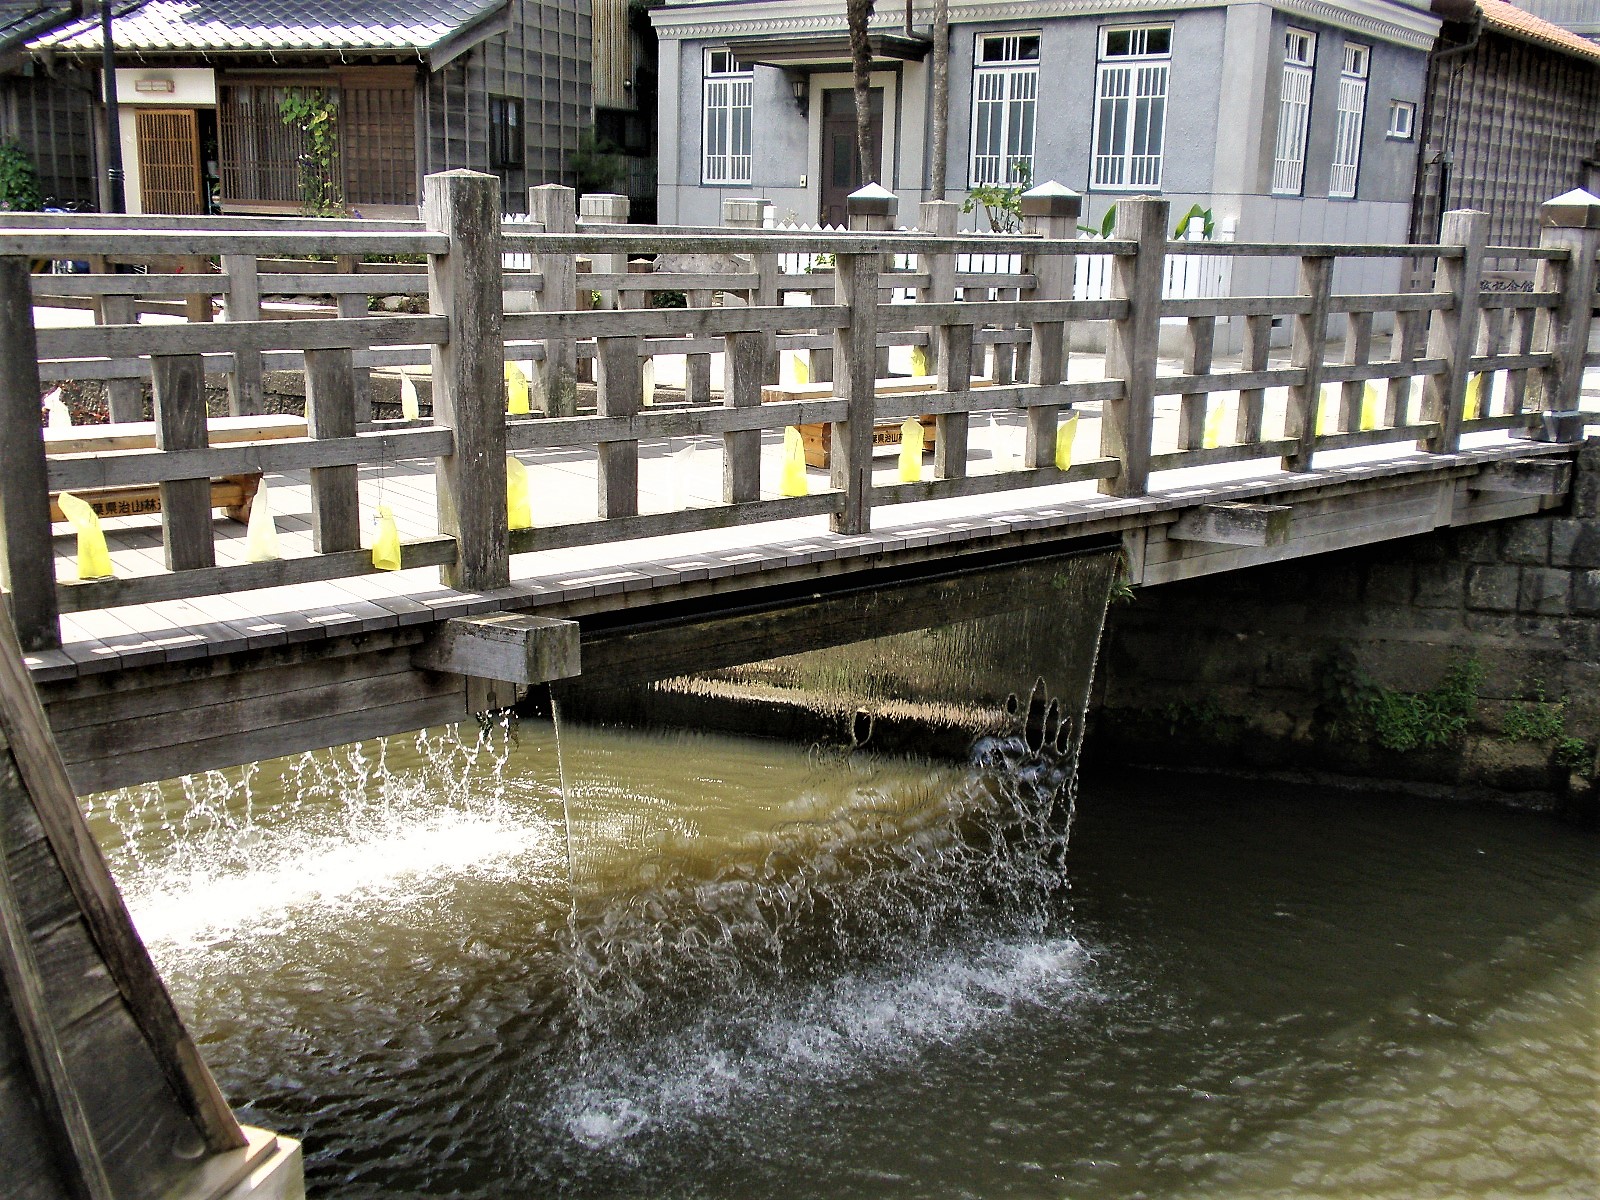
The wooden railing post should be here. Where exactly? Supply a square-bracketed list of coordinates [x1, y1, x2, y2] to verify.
[724, 196, 780, 383]
[1021, 182, 1081, 468]
[152, 354, 215, 571]
[529, 183, 579, 417]
[917, 198, 960, 373]
[95, 287, 143, 423]
[848, 184, 897, 379]
[221, 253, 265, 416]
[1531, 189, 1600, 431]
[333, 254, 373, 423]
[831, 249, 880, 535]
[426, 169, 508, 592]
[1282, 253, 1334, 470]
[1419, 208, 1486, 455]
[723, 331, 763, 502]
[303, 348, 362, 552]
[596, 337, 642, 517]
[1100, 197, 1166, 497]
[0, 257, 60, 651]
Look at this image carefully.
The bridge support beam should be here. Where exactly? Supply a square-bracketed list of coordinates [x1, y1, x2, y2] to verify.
[1169, 502, 1293, 547]
[414, 614, 581, 713]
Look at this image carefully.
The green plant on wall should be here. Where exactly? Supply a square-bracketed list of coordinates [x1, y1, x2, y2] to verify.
[962, 160, 1031, 232]
[278, 90, 343, 216]
[1503, 683, 1567, 743]
[0, 140, 42, 211]
[1321, 652, 1485, 752]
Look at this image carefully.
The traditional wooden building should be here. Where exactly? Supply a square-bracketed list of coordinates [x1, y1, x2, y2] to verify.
[1412, 0, 1600, 247]
[23, 0, 594, 215]
[0, 0, 98, 209]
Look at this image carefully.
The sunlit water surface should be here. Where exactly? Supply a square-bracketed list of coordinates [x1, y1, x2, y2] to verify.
[86, 722, 1598, 1199]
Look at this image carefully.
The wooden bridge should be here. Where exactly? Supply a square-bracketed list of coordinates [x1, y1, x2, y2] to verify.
[2, 175, 1597, 793]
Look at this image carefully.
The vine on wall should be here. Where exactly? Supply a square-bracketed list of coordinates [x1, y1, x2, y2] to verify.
[278, 90, 343, 216]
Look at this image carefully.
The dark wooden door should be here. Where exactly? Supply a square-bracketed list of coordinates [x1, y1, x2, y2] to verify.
[135, 108, 203, 214]
[820, 87, 883, 226]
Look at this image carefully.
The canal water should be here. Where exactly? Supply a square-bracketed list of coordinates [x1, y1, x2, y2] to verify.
[85, 717, 1598, 1198]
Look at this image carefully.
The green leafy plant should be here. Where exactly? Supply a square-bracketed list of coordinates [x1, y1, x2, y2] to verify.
[962, 160, 1031, 233]
[1173, 203, 1214, 240]
[0, 140, 42, 211]
[1324, 654, 1484, 752]
[1554, 736, 1591, 772]
[650, 289, 687, 309]
[1503, 684, 1567, 742]
[278, 90, 343, 216]
[1079, 204, 1117, 239]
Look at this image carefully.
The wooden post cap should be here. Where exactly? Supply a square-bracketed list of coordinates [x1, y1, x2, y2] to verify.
[721, 197, 770, 224]
[579, 193, 631, 221]
[847, 183, 899, 220]
[1020, 181, 1082, 221]
[1540, 189, 1600, 229]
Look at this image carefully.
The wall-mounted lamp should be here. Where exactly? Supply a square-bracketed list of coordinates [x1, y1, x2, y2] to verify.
[789, 73, 809, 110]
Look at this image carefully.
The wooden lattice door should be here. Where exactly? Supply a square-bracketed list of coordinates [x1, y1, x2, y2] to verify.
[135, 108, 203, 214]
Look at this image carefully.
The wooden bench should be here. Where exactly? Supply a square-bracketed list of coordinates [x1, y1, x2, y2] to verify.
[45, 414, 307, 524]
[760, 376, 995, 468]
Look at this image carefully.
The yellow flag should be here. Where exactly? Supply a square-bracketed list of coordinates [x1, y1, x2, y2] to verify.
[898, 418, 925, 482]
[244, 477, 280, 563]
[1055, 411, 1080, 470]
[505, 361, 530, 415]
[507, 456, 532, 529]
[910, 344, 931, 378]
[1203, 399, 1226, 449]
[1316, 384, 1338, 436]
[1360, 382, 1381, 431]
[372, 506, 402, 571]
[1463, 372, 1484, 421]
[400, 374, 420, 421]
[56, 492, 112, 580]
[791, 350, 810, 386]
[779, 426, 809, 497]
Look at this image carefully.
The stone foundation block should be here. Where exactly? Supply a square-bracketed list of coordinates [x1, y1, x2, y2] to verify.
[1466, 564, 1522, 611]
[1413, 562, 1467, 609]
[1365, 563, 1414, 605]
[1571, 569, 1600, 616]
[1450, 525, 1503, 564]
[1519, 567, 1572, 616]
[1501, 520, 1551, 566]
[1550, 519, 1600, 569]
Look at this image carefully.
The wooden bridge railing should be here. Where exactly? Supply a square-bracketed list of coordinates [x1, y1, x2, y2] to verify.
[1, 172, 1596, 654]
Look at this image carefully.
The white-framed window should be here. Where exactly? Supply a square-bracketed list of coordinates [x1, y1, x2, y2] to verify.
[1271, 29, 1316, 195]
[970, 32, 1040, 187]
[1330, 43, 1369, 198]
[1091, 25, 1171, 190]
[1387, 99, 1415, 140]
[702, 48, 752, 185]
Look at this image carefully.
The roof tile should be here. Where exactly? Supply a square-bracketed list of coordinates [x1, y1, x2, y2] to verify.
[1478, 0, 1600, 63]
[33, 0, 504, 55]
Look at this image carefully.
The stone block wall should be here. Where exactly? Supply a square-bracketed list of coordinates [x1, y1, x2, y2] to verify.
[1090, 441, 1600, 819]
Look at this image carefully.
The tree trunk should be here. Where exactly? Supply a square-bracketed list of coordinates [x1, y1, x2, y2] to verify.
[929, 0, 949, 200]
[847, 0, 877, 186]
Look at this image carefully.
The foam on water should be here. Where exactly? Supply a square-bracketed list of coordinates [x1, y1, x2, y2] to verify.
[539, 930, 1089, 1155]
[125, 808, 565, 949]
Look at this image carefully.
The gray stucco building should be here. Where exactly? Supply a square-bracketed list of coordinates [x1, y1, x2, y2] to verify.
[651, 0, 1442, 255]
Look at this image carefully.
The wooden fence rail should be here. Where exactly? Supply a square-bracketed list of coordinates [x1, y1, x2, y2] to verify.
[2, 175, 1596, 652]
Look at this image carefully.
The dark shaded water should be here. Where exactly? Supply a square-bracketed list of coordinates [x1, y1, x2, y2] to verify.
[86, 722, 1598, 1199]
